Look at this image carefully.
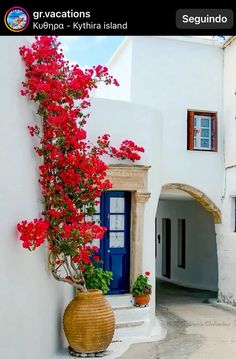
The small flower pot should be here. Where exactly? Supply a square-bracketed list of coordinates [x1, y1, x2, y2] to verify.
[134, 294, 150, 307]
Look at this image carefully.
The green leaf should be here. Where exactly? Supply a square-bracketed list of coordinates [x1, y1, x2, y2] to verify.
[83, 265, 113, 294]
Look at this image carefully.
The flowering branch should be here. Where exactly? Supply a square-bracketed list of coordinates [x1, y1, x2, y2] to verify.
[17, 36, 145, 291]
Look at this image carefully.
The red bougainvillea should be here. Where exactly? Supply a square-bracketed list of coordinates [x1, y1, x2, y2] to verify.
[17, 36, 144, 291]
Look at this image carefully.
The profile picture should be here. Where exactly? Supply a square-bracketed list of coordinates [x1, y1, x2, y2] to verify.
[4, 7, 30, 32]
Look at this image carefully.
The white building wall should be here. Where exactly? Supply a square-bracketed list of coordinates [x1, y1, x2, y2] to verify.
[218, 37, 236, 304]
[130, 37, 224, 207]
[89, 98, 164, 326]
[157, 200, 218, 291]
[0, 37, 72, 359]
[93, 36, 225, 309]
[97, 37, 224, 208]
[223, 38, 236, 168]
[3, 34, 236, 356]
[95, 38, 132, 101]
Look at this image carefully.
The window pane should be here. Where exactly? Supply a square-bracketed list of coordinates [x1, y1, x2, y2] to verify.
[94, 200, 100, 213]
[92, 214, 100, 224]
[201, 129, 209, 138]
[110, 197, 125, 213]
[110, 214, 124, 230]
[110, 232, 125, 248]
[92, 239, 100, 249]
[201, 117, 210, 127]
[85, 214, 100, 223]
[188, 112, 216, 152]
[201, 139, 210, 148]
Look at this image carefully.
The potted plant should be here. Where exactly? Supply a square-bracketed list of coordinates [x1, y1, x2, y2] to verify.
[83, 264, 113, 294]
[17, 36, 144, 355]
[131, 272, 152, 307]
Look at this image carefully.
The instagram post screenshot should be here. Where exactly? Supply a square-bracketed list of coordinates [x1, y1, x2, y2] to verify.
[1, 3, 236, 359]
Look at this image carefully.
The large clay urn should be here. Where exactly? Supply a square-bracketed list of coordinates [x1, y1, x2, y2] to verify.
[63, 289, 115, 353]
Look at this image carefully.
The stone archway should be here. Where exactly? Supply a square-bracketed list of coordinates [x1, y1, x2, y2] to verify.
[162, 183, 221, 224]
[157, 182, 220, 293]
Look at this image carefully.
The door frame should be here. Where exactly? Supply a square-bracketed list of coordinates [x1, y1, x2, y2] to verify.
[106, 164, 151, 287]
[101, 191, 131, 294]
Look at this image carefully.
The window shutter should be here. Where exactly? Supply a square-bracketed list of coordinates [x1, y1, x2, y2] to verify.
[187, 111, 194, 150]
[211, 114, 217, 152]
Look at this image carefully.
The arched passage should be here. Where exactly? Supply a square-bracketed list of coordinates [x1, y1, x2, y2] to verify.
[156, 183, 220, 294]
[162, 183, 221, 224]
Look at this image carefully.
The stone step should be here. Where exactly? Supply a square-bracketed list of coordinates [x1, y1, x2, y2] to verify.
[113, 305, 150, 324]
[106, 294, 151, 340]
[113, 320, 150, 340]
[105, 294, 134, 308]
[115, 321, 145, 329]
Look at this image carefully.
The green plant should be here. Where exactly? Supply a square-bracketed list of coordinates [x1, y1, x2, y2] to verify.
[83, 265, 113, 294]
[131, 272, 152, 296]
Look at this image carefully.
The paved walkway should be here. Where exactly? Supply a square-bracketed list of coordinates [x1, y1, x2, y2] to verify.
[120, 280, 236, 358]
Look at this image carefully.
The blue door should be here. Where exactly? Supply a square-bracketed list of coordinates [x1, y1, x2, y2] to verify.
[94, 191, 131, 294]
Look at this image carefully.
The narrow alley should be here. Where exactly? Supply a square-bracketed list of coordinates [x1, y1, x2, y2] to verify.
[121, 281, 236, 358]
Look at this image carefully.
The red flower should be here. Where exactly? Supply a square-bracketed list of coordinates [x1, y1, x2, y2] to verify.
[145, 271, 150, 276]
[17, 36, 145, 290]
[17, 219, 49, 251]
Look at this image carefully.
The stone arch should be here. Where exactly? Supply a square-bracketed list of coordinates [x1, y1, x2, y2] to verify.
[162, 183, 221, 224]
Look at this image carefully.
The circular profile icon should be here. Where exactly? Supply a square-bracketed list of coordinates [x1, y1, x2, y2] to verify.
[4, 7, 30, 32]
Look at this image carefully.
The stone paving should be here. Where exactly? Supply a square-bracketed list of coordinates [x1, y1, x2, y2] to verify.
[120, 280, 236, 358]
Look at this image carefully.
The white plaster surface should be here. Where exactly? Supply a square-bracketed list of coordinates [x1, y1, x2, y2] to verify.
[156, 199, 218, 291]
[217, 38, 236, 305]
[223, 38, 236, 167]
[96, 36, 224, 210]
[0, 36, 73, 359]
[88, 97, 164, 331]
[3, 34, 236, 359]
[95, 38, 132, 101]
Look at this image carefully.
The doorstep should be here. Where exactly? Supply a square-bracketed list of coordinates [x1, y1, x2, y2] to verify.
[53, 317, 166, 359]
[106, 293, 150, 340]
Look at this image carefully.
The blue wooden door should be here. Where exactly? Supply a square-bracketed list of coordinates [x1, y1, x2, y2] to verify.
[96, 191, 131, 294]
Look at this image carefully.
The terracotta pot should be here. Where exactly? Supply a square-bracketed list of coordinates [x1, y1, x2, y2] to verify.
[63, 289, 115, 353]
[134, 294, 150, 307]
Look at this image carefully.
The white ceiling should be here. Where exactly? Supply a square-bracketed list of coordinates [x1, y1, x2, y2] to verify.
[160, 189, 194, 201]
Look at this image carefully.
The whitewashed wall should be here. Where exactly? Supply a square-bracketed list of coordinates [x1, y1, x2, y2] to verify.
[218, 38, 236, 305]
[156, 199, 218, 291]
[95, 38, 132, 101]
[2, 34, 235, 357]
[0, 37, 72, 359]
[89, 97, 163, 327]
[94, 36, 225, 317]
[97, 36, 224, 209]
[223, 38, 236, 168]
[130, 36, 224, 207]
